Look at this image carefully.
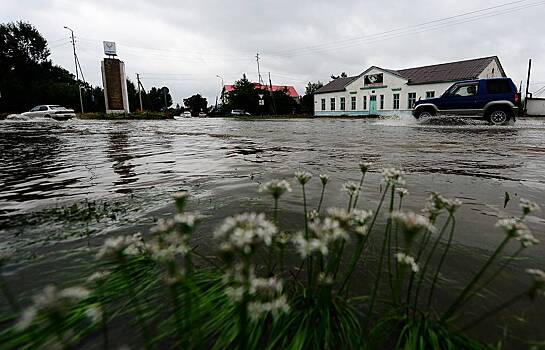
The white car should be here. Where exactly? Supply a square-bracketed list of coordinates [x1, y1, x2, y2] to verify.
[22, 105, 76, 120]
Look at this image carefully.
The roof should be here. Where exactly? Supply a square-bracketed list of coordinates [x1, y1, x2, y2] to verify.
[223, 83, 299, 98]
[314, 56, 505, 94]
[314, 76, 358, 94]
[395, 56, 504, 85]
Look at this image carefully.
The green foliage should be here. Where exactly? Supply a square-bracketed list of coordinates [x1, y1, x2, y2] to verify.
[300, 81, 323, 114]
[183, 94, 208, 116]
[0, 168, 543, 349]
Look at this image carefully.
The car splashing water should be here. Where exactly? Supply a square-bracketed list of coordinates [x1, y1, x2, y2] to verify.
[1, 117, 545, 346]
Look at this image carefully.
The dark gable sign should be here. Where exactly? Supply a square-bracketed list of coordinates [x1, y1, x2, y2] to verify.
[364, 73, 384, 86]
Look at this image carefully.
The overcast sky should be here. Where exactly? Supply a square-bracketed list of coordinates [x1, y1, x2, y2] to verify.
[3, 0, 545, 105]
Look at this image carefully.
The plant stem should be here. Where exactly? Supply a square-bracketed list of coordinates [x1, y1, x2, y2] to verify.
[338, 184, 389, 294]
[317, 183, 326, 213]
[302, 184, 312, 288]
[386, 186, 396, 304]
[412, 215, 452, 314]
[427, 216, 456, 309]
[352, 171, 367, 210]
[441, 235, 512, 322]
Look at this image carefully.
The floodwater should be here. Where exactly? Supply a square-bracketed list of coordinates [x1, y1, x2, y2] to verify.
[1, 116, 545, 346]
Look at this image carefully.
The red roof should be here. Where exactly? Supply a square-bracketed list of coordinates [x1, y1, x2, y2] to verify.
[224, 83, 299, 98]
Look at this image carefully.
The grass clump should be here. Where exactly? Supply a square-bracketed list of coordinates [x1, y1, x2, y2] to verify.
[0, 166, 543, 349]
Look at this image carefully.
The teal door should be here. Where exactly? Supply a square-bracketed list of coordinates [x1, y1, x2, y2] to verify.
[369, 95, 377, 115]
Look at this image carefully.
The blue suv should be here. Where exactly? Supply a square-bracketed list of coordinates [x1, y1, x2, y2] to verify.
[412, 78, 521, 125]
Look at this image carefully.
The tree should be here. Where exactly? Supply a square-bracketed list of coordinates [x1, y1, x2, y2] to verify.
[0, 21, 102, 113]
[225, 74, 259, 114]
[330, 72, 348, 80]
[183, 94, 208, 116]
[300, 81, 324, 114]
[146, 86, 172, 112]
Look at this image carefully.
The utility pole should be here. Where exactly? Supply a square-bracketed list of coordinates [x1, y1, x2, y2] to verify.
[256, 53, 263, 85]
[524, 58, 532, 113]
[136, 73, 143, 111]
[64, 26, 84, 114]
[268, 72, 277, 115]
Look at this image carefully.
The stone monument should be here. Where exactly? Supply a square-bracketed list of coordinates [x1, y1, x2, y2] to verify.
[101, 41, 129, 114]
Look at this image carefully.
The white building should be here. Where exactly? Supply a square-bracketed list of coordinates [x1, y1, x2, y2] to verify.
[314, 56, 506, 117]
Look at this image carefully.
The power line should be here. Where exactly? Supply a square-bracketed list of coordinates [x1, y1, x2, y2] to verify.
[264, 0, 545, 58]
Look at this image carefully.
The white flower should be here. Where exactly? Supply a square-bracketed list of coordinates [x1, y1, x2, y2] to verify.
[294, 171, 312, 185]
[247, 295, 289, 321]
[351, 209, 373, 226]
[342, 181, 359, 196]
[319, 174, 330, 185]
[517, 232, 540, 248]
[215, 213, 277, 254]
[96, 234, 145, 259]
[172, 191, 188, 200]
[382, 168, 405, 186]
[391, 210, 435, 236]
[174, 212, 200, 228]
[326, 207, 352, 223]
[495, 218, 530, 238]
[395, 252, 419, 273]
[225, 286, 245, 303]
[359, 162, 372, 173]
[396, 188, 409, 197]
[318, 272, 334, 285]
[307, 209, 319, 222]
[150, 218, 176, 235]
[87, 271, 111, 284]
[293, 233, 328, 258]
[250, 277, 283, 296]
[520, 198, 540, 215]
[423, 192, 462, 216]
[16, 285, 90, 330]
[85, 304, 103, 323]
[259, 179, 292, 199]
[526, 269, 545, 297]
[309, 217, 347, 242]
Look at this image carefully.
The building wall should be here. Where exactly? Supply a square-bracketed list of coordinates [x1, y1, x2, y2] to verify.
[478, 58, 504, 79]
[314, 67, 455, 117]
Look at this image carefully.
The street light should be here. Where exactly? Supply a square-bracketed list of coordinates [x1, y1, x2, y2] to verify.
[64, 26, 84, 113]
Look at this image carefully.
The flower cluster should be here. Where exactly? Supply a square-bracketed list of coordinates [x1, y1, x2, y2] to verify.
[319, 174, 330, 186]
[248, 276, 289, 320]
[17, 285, 90, 330]
[495, 218, 530, 238]
[396, 187, 409, 198]
[382, 168, 405, 186]
[259, 179, 292, 199]
[215, 213, 277, 255]
[395, 252, 420, 273]
[520, 198, 540, 215]
[294, 171, 312, 185]
[326, 207, 373, 236]
[342, 181, 359, 196]
[359, 162, 372, 174]
[391, 210, 435, 236]
[96, 233, 146, 259]
[423, 192, 462, 217]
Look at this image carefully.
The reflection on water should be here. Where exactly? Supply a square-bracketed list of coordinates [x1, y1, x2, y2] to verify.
[1, 117, 545, 345]
[107, 131, 138, 193]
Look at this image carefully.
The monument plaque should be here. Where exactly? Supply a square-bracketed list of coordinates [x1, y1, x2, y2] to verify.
[101, 58, 129, 113]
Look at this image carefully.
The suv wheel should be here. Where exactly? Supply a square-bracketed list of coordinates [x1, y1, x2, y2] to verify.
[415, 108, 435, 119]
[487, 108, 511, 125]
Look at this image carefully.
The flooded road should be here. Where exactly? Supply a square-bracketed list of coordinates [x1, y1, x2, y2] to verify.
[1, 116, 545, 345]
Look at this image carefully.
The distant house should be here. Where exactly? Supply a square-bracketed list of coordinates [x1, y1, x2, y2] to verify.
[313, 56, 506, 117]
[223, 83, 299, 99]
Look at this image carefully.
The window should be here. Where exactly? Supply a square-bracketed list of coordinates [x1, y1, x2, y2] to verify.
[450, 83, 478, 97]
[486, 80, 511, 94]
[408, 93, 417, 108]
[393, 94, 400, 110]
[321, 98, 326, 110]
[340, 97, 346, 111]
[380, 95, 384, 109]
[39, 106, 48, 111]
[351, 96, 356, 110]
[426, 91, 435, 99]
[330, 98, 336, 111]
[363, 96, 367, 110]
